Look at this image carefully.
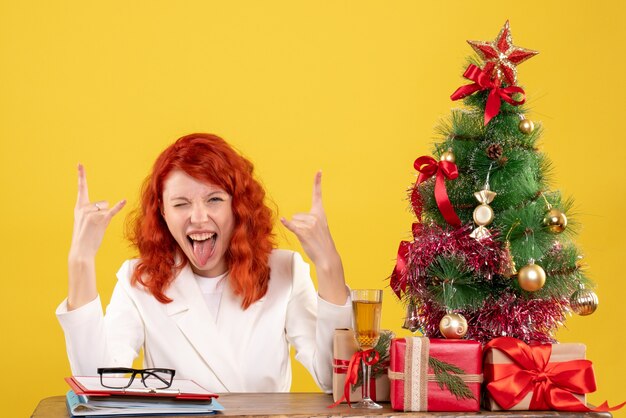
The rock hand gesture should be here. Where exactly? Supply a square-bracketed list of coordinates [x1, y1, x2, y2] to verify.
[67, 164, 126, 310]
[281, 171, 348, 305]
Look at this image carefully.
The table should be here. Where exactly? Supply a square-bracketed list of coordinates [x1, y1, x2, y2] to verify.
[31, 393, 613, 418]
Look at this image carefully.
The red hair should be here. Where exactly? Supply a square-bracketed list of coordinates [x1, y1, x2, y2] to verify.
[127, 133, 275, 309]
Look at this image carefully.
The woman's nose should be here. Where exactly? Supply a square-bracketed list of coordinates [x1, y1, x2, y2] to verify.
[190, 202, 209, 224]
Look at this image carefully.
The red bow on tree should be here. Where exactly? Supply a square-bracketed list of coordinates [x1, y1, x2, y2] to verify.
[394, 154, 461, 299]
[450, 64, 525, 125]
[484, 337, 625, 412]
[412, 156, 461, 227]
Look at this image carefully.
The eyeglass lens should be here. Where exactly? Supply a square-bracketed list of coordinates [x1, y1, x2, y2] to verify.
[98, 368, 175, 389]
[140, 369, 175, 389]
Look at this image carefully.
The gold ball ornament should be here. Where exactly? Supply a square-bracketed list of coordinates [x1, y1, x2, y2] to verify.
[518, 119, 534, 134]
[518, 262, 546, 292]
[439, 313, 468, 339]
[440, 150, 455, 163]
[570, 287, 599, 316]
[543, 208, 568, 233]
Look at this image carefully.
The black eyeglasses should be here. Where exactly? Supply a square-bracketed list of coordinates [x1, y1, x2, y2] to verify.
[97, 367, 176, 389]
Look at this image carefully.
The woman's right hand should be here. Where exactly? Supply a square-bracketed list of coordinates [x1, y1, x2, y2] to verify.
[67, 164, 126, 310]
[69, 164, 126, 260]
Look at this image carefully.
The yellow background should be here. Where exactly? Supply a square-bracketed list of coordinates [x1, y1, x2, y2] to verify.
[1, 2, 625, 416]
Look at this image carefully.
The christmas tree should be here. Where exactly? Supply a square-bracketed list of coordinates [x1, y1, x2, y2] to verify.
[390, 21, 598, 344]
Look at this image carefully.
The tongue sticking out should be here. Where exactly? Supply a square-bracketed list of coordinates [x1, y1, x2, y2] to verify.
[192, 238, 213, 266]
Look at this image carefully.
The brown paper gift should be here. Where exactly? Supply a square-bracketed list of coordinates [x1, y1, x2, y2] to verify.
[332, 329, 391, 403]
[484, 339, 586, 410]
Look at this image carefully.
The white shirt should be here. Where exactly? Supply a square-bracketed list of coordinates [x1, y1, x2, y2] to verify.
[56, 250, 352, 393]
[194, 271, 228, 322]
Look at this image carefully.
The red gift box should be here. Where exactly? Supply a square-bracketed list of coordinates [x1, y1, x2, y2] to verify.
[484, 336, 612, 412]
[388, 337, 482, 411]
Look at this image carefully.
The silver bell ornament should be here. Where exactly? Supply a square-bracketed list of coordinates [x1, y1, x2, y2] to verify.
[402, 301, 420, 332]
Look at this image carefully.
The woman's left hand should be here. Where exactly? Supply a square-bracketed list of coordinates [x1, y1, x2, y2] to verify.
[281, 171, 348, 304]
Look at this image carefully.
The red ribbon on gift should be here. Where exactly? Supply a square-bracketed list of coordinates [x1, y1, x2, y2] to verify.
[413, 156, 461, 228]
[333, 358, 350, 374]
[450, 64, 526, 125]
[333, 358, 384, 401]
[484, 337, 625, 412]
[329, 349, 380, 408]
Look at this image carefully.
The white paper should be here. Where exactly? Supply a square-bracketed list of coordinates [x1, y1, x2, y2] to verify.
[74, 375, 213, 395]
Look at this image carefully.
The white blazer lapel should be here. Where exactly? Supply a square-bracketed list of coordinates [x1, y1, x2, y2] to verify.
[164, 266, 244, 391]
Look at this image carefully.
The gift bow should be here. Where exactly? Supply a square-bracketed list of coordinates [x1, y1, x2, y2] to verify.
[450, 64, 526, 125]
[413, 156, 461, 228]
[484, 337, 625, 412]
[329, 349, 380, 408]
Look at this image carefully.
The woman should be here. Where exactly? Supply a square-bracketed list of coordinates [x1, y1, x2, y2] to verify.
[57, 133, 352, 392]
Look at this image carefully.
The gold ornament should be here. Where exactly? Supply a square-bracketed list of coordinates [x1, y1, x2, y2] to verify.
[543, 208, 567, 233]
[518, 118, 534, 134]
[402, 301, 420, 332]
[439, 312, 468, 339]
[440, 149, 455, 163]
[470, 225, 492, 240]
[517, 260, 546, 292]
[499, 241, 517, 278]
[570, 285, 599, 316]
[473, 200, 495, 225]
[470, 187, 497, 240]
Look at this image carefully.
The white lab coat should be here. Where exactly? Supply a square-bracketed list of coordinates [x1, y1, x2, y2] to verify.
[56, 249, 352, 392]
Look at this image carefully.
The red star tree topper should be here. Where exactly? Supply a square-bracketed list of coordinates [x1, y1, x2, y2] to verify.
[468, 20, 538, 85]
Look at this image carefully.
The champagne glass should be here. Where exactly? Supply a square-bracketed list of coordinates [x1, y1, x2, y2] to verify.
[351, 289, 383, 409]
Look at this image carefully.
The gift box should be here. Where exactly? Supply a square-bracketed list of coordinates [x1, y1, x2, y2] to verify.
[332, 329, 392, 403]
[388, 337, 482, 411]
[483, 337, 592, 411]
